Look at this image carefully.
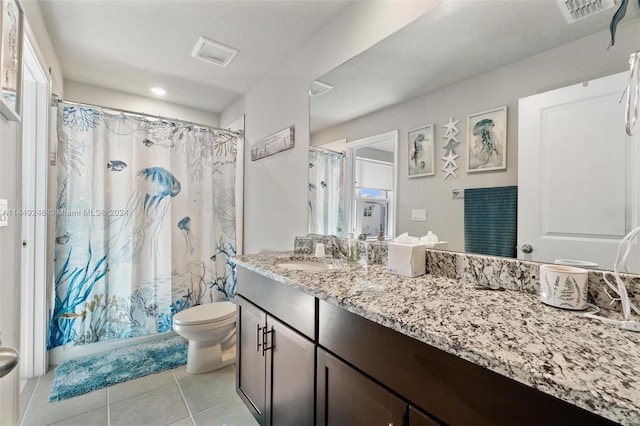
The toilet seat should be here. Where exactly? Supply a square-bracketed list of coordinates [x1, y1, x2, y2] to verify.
[173, 302, 236, 326]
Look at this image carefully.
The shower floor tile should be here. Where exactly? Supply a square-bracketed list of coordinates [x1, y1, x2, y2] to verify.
[20, 364, 257, 426]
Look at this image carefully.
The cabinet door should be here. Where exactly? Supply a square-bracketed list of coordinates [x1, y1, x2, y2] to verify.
[317, 348, 406, 426]
[265, 315, 315, 426]
[237, 297, 267, 424]
[409, 406, 441, 426]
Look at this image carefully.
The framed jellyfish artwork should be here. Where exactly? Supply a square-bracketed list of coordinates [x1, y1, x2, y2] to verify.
[407, 124, 435, 178]
[0, 0, 23, 122]
[467, 106, 507, 173]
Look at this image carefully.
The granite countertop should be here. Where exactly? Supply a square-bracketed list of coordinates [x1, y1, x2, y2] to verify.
[233, 252, 640, 425]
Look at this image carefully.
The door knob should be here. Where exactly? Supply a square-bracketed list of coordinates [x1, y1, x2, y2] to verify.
[0, 336, 19, 379]
[521, 244, 533, 253]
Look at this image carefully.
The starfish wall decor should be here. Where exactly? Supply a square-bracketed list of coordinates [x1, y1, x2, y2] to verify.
[441, 117, 460, 179]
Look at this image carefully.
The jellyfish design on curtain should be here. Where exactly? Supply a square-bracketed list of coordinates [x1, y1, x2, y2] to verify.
[48, 103, 240, 349]
[308, 147, 345, 236]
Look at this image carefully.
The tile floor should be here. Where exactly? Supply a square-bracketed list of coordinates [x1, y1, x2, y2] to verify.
[19, 364, 258, 426]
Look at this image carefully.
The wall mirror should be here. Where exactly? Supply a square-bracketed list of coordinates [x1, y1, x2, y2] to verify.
[308, 0, 640, 272]
[347, 131, 397, 240]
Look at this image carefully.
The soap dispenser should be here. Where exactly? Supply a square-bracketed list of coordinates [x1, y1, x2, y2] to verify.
[347, 232, 357, 262]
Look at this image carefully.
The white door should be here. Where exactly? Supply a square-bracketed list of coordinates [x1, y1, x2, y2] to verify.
[20, 39, 50, 378]
[518, 71, 639, 271]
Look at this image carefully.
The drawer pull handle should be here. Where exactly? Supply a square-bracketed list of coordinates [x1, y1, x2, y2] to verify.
[256, 324, 263, 352]
[262, 327, 274, 356]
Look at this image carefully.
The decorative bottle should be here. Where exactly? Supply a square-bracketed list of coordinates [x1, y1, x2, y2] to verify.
[347, 232, 357, 262]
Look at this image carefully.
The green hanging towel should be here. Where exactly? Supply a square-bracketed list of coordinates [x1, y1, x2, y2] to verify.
[464, 185, 517, 258]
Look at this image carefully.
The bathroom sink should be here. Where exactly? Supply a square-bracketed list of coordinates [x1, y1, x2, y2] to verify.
[276, 261, 343, 272]
[0, 346, 19, 379]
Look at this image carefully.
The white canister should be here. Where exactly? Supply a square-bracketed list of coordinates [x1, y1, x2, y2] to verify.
[539, 264, 589, 310]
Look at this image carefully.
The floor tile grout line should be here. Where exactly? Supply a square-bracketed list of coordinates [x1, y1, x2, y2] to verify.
[20, 375, 41, 426]
[172, 369, 195, 425]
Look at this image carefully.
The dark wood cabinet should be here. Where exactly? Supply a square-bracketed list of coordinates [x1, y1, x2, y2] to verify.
[236, 295, 314, 426]
[317, 348, 406, 426]
[237, 296, 267, 422]
[409, 406, 441, 426]
[236, 266, 613, 426]
[266, 315, 315, 426]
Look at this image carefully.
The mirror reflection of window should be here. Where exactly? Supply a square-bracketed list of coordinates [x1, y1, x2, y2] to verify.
[354, 156, 393, 239]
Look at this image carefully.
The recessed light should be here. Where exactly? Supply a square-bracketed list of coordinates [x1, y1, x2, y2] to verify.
[150, 87, 166, 96]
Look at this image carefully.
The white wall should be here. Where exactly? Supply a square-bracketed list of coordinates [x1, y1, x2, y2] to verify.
[0, 116, 21, 426]
[22, 0, 64, 94]
[221, 1, 441, 254]
[63, 81, 220, 127]
[311, 19, 640, 251]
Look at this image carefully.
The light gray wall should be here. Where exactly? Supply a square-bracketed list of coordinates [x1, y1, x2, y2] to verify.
[311, 20, 640, 252]
[357, 147, 393, 163]
[63, 81, 220, 127]
[22, 0, 64, 94]
[221, 1, 442, 254]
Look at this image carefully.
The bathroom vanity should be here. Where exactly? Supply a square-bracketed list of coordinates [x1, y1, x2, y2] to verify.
[233, 252, 640, 425]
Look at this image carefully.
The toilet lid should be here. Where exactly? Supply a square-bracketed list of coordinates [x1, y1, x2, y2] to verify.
[173, 302, 236, 326]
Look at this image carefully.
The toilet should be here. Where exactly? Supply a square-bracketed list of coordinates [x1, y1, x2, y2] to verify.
[172, 301, 237, 374]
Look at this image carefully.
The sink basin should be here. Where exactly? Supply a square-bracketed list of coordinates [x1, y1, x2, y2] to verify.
[277, 261, 343, 272]
[0, 346, 19, 378]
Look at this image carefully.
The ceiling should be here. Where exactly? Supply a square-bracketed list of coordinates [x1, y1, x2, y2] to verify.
[38, 0, 353, 114]
[310, 0, 640, 133]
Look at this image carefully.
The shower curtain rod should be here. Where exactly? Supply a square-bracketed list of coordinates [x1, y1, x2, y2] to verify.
[310, 145, 345, 156]
[51, 94, 243, 137]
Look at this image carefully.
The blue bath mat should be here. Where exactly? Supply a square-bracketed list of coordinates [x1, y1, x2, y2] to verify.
[49, 335, 187, 402]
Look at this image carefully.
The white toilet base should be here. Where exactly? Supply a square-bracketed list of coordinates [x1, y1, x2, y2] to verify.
[186, 340, 235, 374]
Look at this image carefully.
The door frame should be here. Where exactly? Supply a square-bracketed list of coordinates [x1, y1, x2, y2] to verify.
[19, 36, 51, 378]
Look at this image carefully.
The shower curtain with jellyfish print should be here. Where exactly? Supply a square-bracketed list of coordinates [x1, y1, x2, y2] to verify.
[48, 102, 239, 350]
[308, 147, 345, 236]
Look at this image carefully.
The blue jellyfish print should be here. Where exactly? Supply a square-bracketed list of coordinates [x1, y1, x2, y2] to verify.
[177, 216, 195, 255]
[470, 118, 503, 169]
[138, 167, 181, 214]
[109, 167, 182, 260]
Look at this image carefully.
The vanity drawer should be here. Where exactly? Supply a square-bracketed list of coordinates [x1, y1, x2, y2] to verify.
[237, 266, 316, 340]
[318, 300, 613, 426]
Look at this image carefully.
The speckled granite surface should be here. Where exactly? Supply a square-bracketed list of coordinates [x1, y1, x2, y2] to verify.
[233, 251, 640, 425]
[296, 235, 640, 313]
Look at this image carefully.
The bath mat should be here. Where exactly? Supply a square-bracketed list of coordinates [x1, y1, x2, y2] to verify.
[49, 335, 187, 402]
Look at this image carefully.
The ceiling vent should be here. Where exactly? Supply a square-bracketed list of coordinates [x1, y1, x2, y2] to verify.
[309, 80, 334, 97]
[192, 36, 238, 67]
[557, 0, 615, 23]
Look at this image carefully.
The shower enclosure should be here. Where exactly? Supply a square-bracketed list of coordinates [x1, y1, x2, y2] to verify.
[308, 146, 345, 236]
[48, 101, 242, 356]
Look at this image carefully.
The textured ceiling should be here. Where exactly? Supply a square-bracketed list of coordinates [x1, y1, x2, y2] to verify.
[310, 0, 639, 133]
[39, 0, 353, 113]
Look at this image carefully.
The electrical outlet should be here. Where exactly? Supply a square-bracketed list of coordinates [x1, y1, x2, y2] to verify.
[411, 209, 426, 221]
[0, 199, 7, 227]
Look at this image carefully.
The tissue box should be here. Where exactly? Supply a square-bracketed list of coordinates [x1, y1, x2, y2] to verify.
[387, 243, 426, 277]
[423, 241, 449, 250]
